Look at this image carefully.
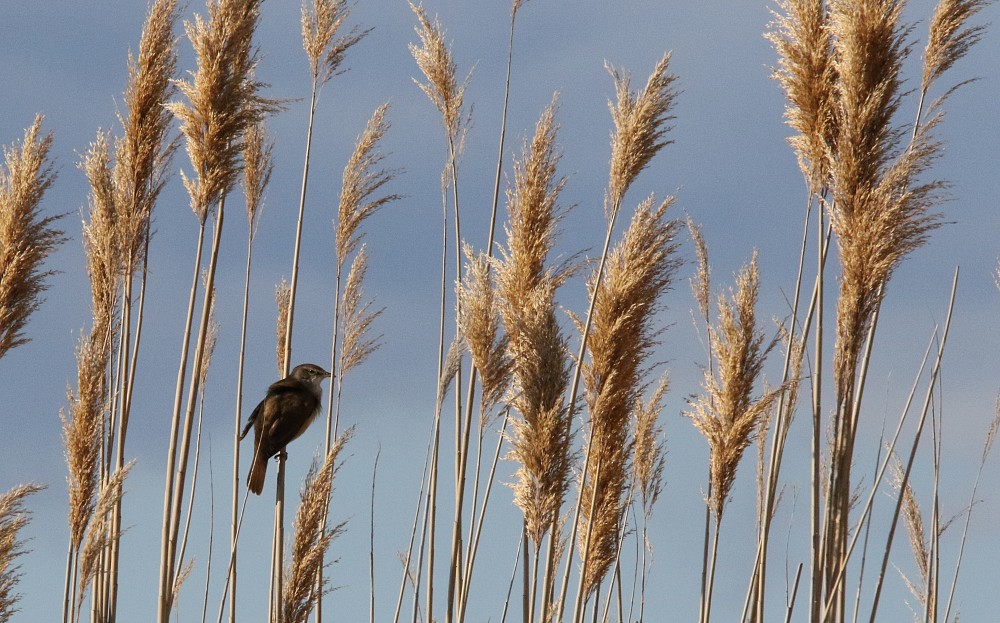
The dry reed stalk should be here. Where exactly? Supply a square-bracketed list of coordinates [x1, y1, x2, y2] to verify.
[283, 0, 367, 380]
[159, 2, 271, 619]
[114, 0, 179, 273]
[335, 104, 399, 271]
[409, 8, 471, 620]
[175, 277, 217, 589]
[0, 483, 44, 621]
[409, 2, 466, 148]
[75, 462, 133, 623]
[229, 117, 273, 623]
[632, 376, 668, 623]
[890, 455, 932, 616]
[685, 252, 783, 623]
[280, 432, 353, 623]
[109, 2, 181, 594]
[495, 100, 571, 549]
[555, 55, 677, 623]
[328, 102, 399, 439]
[822, 2, 948, 615]
[0, 115, 62, 360]
[454, 247, 512, 623]
[576, 196, 680, 598]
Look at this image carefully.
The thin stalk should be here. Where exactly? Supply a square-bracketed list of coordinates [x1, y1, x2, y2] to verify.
[392, 426, 433, 623]
[158, 218, 207, 622]
[370, 449, 380, 623]
[866, 268, 958, 623]
[216, 444, 260, 623]
[230, 232, 253, 623]
[451, 4, 519, 606]
[175, 384, 208, 592]
[702, 519, 722, 623]
[554, 196, 625, 622]
[499, 531, 525, 623]
[809, 194, 825, 623]
[698, 480, 713, 623]
[457, 413, 509, 623]
[275, 68, 320, 623]
[167, 203, 225, 615]
[819, 325, 937, 620]
[784, 563, 803, 623]
[107, 272, 132, 619]
[201, 449, 215, 623]
[272, 452, 286, 623]
[445, 131, 464, 623]
[63, 543, 73, 623]
[571, 457, 604, 623]
[751, 187, 815, 623]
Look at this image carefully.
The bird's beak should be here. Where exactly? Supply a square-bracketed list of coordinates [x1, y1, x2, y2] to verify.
[323, 370, 332, 379]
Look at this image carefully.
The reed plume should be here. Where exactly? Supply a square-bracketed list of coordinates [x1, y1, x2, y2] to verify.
[577, 195, 680, 596]
[113, 0, 179, 270]
[495, 100, 571, 545]
[302, 0, 369, 88]
[605, 53, 678, 213]
[0, 116, 62, 360]
[281, 431, 353, 623]
[767, 0, 837, 190]
[922, 0, 991, 94]
[823, 3, 945, 609]
[409, 2, 466, 144]
[686, 253, 781, 519]
[457, 245, 511, 420]
[339, 246, 384, 377]
[336, 104, 400, 268]
[0, 483, 44, 621]
[242, 120, 273, 238]
[168, 0, 274, 221]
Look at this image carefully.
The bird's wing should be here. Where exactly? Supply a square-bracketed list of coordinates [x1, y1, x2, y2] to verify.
[239, 398, 265, 440]
[260, 390, 321, 453]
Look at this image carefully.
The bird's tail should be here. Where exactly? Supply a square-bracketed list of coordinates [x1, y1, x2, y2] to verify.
[248, 453, 267, 495]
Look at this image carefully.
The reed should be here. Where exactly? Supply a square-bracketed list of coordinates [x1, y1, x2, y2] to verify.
[0, 484, 44, 621]
[0, 116, 62, 360]
[158, 1, 272, 619]
[576, 195, 680, 601]
[281, 432, 353, 623]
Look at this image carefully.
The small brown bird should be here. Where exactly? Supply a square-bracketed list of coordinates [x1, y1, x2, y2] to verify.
[240, 363, 331, 495]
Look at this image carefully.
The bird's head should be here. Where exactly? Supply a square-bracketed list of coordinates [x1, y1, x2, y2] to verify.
[291, 363, 331, 397]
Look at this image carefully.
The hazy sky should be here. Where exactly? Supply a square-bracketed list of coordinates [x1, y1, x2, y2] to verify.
[1, 1, 999, 621]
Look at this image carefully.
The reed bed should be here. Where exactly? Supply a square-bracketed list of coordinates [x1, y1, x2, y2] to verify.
[1, 1, 997, 622]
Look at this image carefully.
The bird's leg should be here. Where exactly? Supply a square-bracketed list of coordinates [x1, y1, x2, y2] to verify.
[275, 450, 288, 463]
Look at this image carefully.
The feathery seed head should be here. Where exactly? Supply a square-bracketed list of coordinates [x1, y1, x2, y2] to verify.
[301, 0, 369, 86]
[606, 53, 678, 212]
[336, 103, 400, 267]
[0, 115, 62, 360]
[409, 2, 466, 141]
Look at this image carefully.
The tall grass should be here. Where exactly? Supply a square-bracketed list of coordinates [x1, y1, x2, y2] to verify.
[2, 1, 996, 623]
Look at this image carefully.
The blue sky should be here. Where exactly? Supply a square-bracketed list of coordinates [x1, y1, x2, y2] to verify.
[1, 1, 999, 621]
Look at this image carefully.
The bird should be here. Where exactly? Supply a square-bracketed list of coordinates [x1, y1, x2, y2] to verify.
[240, 363, 331, 495]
